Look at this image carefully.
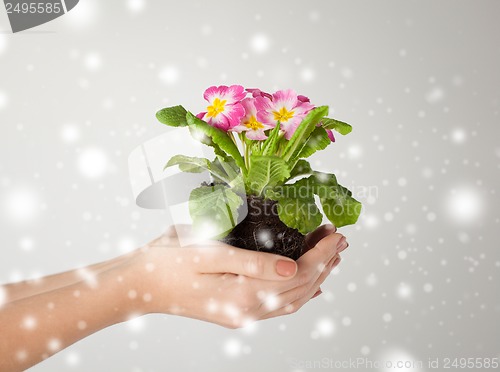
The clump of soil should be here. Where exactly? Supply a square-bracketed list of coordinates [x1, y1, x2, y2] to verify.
[221, 195, 306, 260]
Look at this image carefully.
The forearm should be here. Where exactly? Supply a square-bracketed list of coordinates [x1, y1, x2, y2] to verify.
[0, 261, 146, 372]
[2, 251, 137, 304]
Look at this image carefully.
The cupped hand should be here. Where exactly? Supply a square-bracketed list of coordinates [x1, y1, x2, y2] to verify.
[128, 224, 348, 328]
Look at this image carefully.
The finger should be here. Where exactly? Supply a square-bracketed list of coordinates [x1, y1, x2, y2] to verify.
[261, 260, 334, 319]
[303, 224, 337, 254]
[298, 233, 346, 271]
[259, 254, 339, 317]
[198, 244, 298, 280]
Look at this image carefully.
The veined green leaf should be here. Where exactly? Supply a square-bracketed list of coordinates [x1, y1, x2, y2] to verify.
[260, 123, 282, 156]
[165, 155, 211, 173]
[282, 106, 329, 163]
[321, 117, 352, 135]
[156, 105, 188, 127]
[189, 185, 244, 238]
[319, 184, 362, 227]
[277, 195, 322, 235]
[186, 112, 246, 174]
[291, 126, 330, 165]
[275, 172, 360, 230]
[165, 155, 231, 183]
[289, 159, 313, 179]
[247, 155, 290, 196]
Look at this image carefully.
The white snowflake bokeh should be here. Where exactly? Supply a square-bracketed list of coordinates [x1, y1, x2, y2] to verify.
[0, 1, 499, 371]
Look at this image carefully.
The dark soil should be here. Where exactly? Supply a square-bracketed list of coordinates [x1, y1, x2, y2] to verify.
[221, 196, 306, 260]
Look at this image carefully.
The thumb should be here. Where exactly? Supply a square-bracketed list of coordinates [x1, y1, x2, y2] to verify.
[200, 245, 298, 280]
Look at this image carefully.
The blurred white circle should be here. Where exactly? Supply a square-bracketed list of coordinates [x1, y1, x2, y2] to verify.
[348, 145, 363, 159]
[0, 91, 8, 110]
[397, 282, 412, 299]
[65, 352, 80, 366]
[300, 67, 316, 82]
[19, 237, 35, 251]
[4, 189, 39, 223]
[250, 34, 270, 53]
[223, 338, 242, 357]
[127, 0, 145, 12]
[423, 283, 433, 293]
[78, 148, 108, 178]
[380, 348, 422, 371]
[0, 33, 6, 54]
[159, 66, 180, 85]
[64, 0, 97, 28]
[451, 128, 466, 144]
[61, 124, 80, 143]
[0, 286, 6, 308]
[446, 187, 483, 224]
[315, 317, 335, 337]
[425, 86, 445, 104]
[84, 53, 101, 71]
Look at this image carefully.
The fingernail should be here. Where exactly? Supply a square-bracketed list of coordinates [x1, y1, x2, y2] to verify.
[341, 242, 349, 252]
[312, 289, 323, 299]
[276, 260, 297, 277]
[325, 224, 336, 232]
[336, 236, 346, 250]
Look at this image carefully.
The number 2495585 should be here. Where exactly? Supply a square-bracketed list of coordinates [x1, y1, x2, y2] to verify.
[5, 2, 62, 14]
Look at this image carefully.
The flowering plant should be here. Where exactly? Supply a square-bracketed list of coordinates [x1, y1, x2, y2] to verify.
[156, 85, 361, 244]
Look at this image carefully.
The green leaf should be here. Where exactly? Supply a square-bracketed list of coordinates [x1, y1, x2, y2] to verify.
[276, 172, 361, 229]
[165, 154, 232, 184]
[156, 105, 188, 127]
[186, 112, 246, 173]
[247, 155, 290, 196]
[318, 184, 362, 227]
[165, 155, 211, 173]
[189, 185, 244, 238]
[277, 195, 322, 235]
[260, 123, 282, 156]
[291, 126, 330, 164]
[289, 159, 313, 179]
[282, 106, 329, 163]
[321, 117, 352, 135]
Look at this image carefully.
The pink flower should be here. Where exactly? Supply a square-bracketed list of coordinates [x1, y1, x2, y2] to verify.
[256, 89, 314, 139]
[232, 98, 274, 140]
[197, 85, 247, 131]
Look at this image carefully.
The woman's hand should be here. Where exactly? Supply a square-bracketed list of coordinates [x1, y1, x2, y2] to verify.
[126, 224, 347, 328]
[0, 224, 347, 371]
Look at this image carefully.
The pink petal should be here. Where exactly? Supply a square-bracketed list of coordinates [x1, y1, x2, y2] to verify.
[293, 101, 315, 115]
[281, 121, 300, 140]
[256, 110, 276, 126]
[326, 129, 336, 142]
[220, 85, 247, 104]
[231, 124, 248, 133]
[246, 88, 273, 100]
[272, 89, 299, 112]
[203, 86, 222, 103]
[206, 112, 230, 131]
[254, 95, 273, 112]
[196, 112, 207, 120]
[240, 97, 258, 118]
[221, 103, 245, 130]
[297, 94, 310, 103]
[246, 129, 268, 140]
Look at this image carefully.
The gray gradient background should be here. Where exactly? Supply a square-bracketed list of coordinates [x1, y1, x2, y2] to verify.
[1, 1, 499, 371]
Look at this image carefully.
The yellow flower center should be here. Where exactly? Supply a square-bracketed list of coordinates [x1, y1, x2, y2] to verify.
[206, 98, 227, 118]
[244, 115, 264, 130]
[273, 107, 294, 122]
